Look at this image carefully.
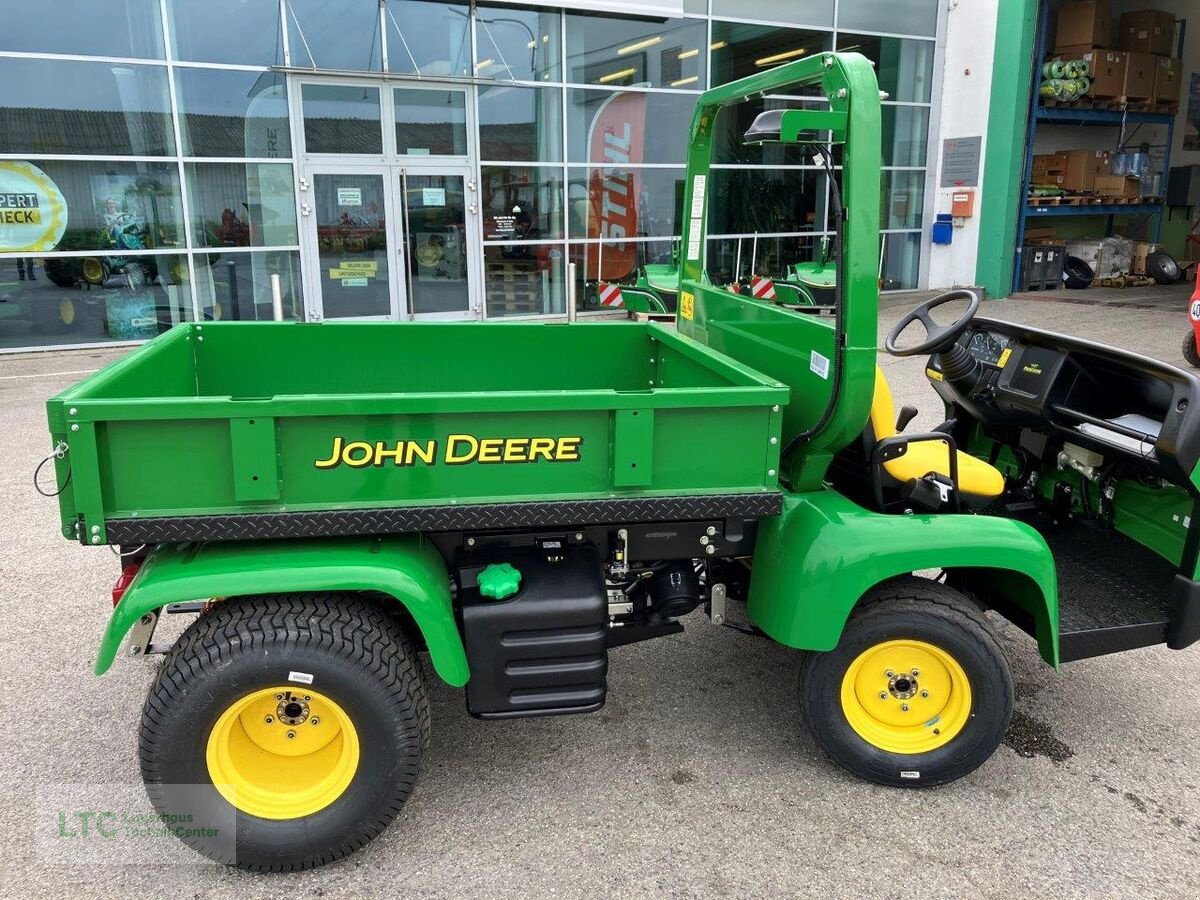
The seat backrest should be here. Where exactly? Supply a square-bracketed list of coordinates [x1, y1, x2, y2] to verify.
[868, 365, 896, 442]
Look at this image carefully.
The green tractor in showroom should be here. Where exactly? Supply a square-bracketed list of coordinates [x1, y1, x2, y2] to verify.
[44, 53, 1200, 871]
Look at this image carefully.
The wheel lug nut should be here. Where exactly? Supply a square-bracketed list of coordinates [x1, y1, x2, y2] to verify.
[303, 695, 311, 702]
[921, 690, 929, 699]
[264, 715, 273, 724]
[286, 730, 296, 740]
[911, 668, 919, 677]
[885, 669, 895, 678]
[879, 691, 887, 700]
[900, 704, 909, 712]
[310, 717, 320, 726]
[275, 693, 284, 701]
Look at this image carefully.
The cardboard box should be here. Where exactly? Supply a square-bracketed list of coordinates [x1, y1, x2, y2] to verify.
[1094, 174, 1141, 198]
[1154, 56, 1181, 104]
[1033, 150, 1111, 192]
[1131, 241, 1159, 275]
[1119, 10, 1176, 55]
[1055, 1, 1114, 53]
[1024, 226, 1060, 244]
[1122, 51, 1156, 99]
[1080, 49, 1127, 98]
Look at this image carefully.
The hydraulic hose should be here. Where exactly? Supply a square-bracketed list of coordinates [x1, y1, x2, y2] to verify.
[779, 148, 846, 471]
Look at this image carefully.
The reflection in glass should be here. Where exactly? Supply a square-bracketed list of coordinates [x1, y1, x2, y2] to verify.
[186, 163, 298, 249]
[394, 89, 467, 156]
[565, 14, 706, 89]
[567, 90, 694, 165]
[475, 4, 561, 82]
[2, 0, 164, 59]
[168, 0, 282, 65]
[312, 173, 391, 318]
[402, 174, 470, 315]
[707, 168, 828, 236]
[176, 70, 290, 159]
[287, 0, 382, 71]
[880, 231, 921, 290]
[195, 251, 303, 321]
[837, 0, 939, 38]
[705, 234, 829, 284]
[384, 0, 471, 76]
[566, 167, 685, 248]
[713, 97, 829, 165]
[710, 23, 831, 87]
[566, 238, 678, 311]
[481, 167, 564, 241]
[478, 85, 562, 162]
[301, 85, 383, 155]
[484, 242, 565, 318]
[881, 170, 925, 230]
[882, 106, 930, 167]
[3, 160, 183, 253]
[0, 58, 174, 156]
[711, 0, 834, 27]
[0, 254, 191, 350]
[837, 34, 935, 103]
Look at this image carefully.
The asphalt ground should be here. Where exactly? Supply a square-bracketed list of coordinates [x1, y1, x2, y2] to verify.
[2, 296, 1200, 899]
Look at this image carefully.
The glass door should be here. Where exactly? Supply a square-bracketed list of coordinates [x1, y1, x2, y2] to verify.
[398, 168, 479, 320]
[303, 167, 402, 321]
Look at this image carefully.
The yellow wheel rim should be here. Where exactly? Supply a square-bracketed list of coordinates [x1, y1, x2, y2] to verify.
[206, 687, 360, 820]
[81, 258, 105, 284]
[59, 299, 76, 325]
[840, 639, 972, 754]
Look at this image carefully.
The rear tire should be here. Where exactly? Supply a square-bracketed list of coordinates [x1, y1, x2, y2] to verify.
[800, 576, 1012, 788]
[140, 593, 429, 871]
[1182, 331, 1200, 368]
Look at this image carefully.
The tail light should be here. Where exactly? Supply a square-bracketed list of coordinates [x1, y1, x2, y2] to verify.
[112, 563, 142, 607]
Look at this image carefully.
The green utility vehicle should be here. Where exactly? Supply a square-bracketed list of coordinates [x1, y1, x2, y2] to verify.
[44, 54, 1200, 872]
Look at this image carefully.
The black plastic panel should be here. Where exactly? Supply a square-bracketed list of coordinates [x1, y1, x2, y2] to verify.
[104, 492, 782, 544]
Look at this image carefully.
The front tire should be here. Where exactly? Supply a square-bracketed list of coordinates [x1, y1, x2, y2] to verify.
[1182, 331, 1200, 368]
[140, 593, 429, 871]
[800, 576, 1012, 787]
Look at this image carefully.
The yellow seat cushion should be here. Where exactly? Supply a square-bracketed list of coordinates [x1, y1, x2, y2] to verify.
[871, 365, 1004, 499]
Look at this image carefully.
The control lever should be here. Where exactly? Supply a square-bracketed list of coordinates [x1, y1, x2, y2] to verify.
[895, 405, 919, 433]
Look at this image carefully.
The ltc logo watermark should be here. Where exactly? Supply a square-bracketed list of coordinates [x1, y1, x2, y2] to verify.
[35, 783, 235, 866]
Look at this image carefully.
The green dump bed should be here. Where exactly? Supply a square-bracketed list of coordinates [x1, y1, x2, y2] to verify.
[46, 322, 789, 544]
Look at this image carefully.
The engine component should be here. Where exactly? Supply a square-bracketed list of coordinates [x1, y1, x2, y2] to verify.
[646, 561, 702, 619]
[1059, 442, 1104, 481]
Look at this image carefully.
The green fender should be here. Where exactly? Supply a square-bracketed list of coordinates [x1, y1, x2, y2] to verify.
[96, 535, 470, 685]
[747, 490, 1060, 666]
[621, 287, 668, 314]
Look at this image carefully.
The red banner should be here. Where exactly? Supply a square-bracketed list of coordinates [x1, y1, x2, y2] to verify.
[585, 91, 646, 281]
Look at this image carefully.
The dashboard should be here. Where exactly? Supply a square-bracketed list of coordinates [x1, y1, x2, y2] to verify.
[928, 317, 1200, 483]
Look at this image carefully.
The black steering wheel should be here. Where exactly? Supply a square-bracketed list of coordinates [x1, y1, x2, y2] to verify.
[884, 289, 981, 357]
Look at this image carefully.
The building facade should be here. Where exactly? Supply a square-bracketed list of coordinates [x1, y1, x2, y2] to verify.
[0, 0, 943, 351]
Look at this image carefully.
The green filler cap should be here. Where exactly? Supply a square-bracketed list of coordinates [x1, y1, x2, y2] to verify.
[478, 562, 522, 600]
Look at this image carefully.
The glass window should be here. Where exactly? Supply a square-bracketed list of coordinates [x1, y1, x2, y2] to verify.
[0, 160, 183, 254]
[567, 90, 694, 166]
[837, 34, 934, 103]
[186, 163, 298, 249]
[195, 250, 303, 321]
[385, 0, 471, 77]
[682, 0, 707, 13]
[484, 242, 566, 318]
[881, 105, 929, 167]
[0, 58, 173, 156]
[176, 70, 290, 159]
[0, 254, 191, 351]
[475, 4, 561, 82]
[881, 170, 925, 230]
[481, 166, 563, 241]
[880, 231, 921, 290]
[713, 97, 829, 165]
[707, 168, 828, 236]
[287, 0, 382, 71]
[301, 84, 383, 155]
[838, 0, 938, 38]
[478, 84, 562, 162]
[566, 239, 677, 312]
[168, 0, 282, 65]
[711, 23, 831, 88]
[565, 14, 706, 89]
[394, 88, 467, 156]
[566, 167, 685, 241]
[705, 234, 827, 283]
[711, 0, 833, 28]
[1, 0, 164, 59]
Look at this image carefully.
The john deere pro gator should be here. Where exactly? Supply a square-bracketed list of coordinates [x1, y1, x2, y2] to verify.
[43, 53, 1200, 871]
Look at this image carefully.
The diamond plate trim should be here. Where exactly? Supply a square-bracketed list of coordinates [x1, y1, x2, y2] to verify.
[105, 493, 783, 544]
